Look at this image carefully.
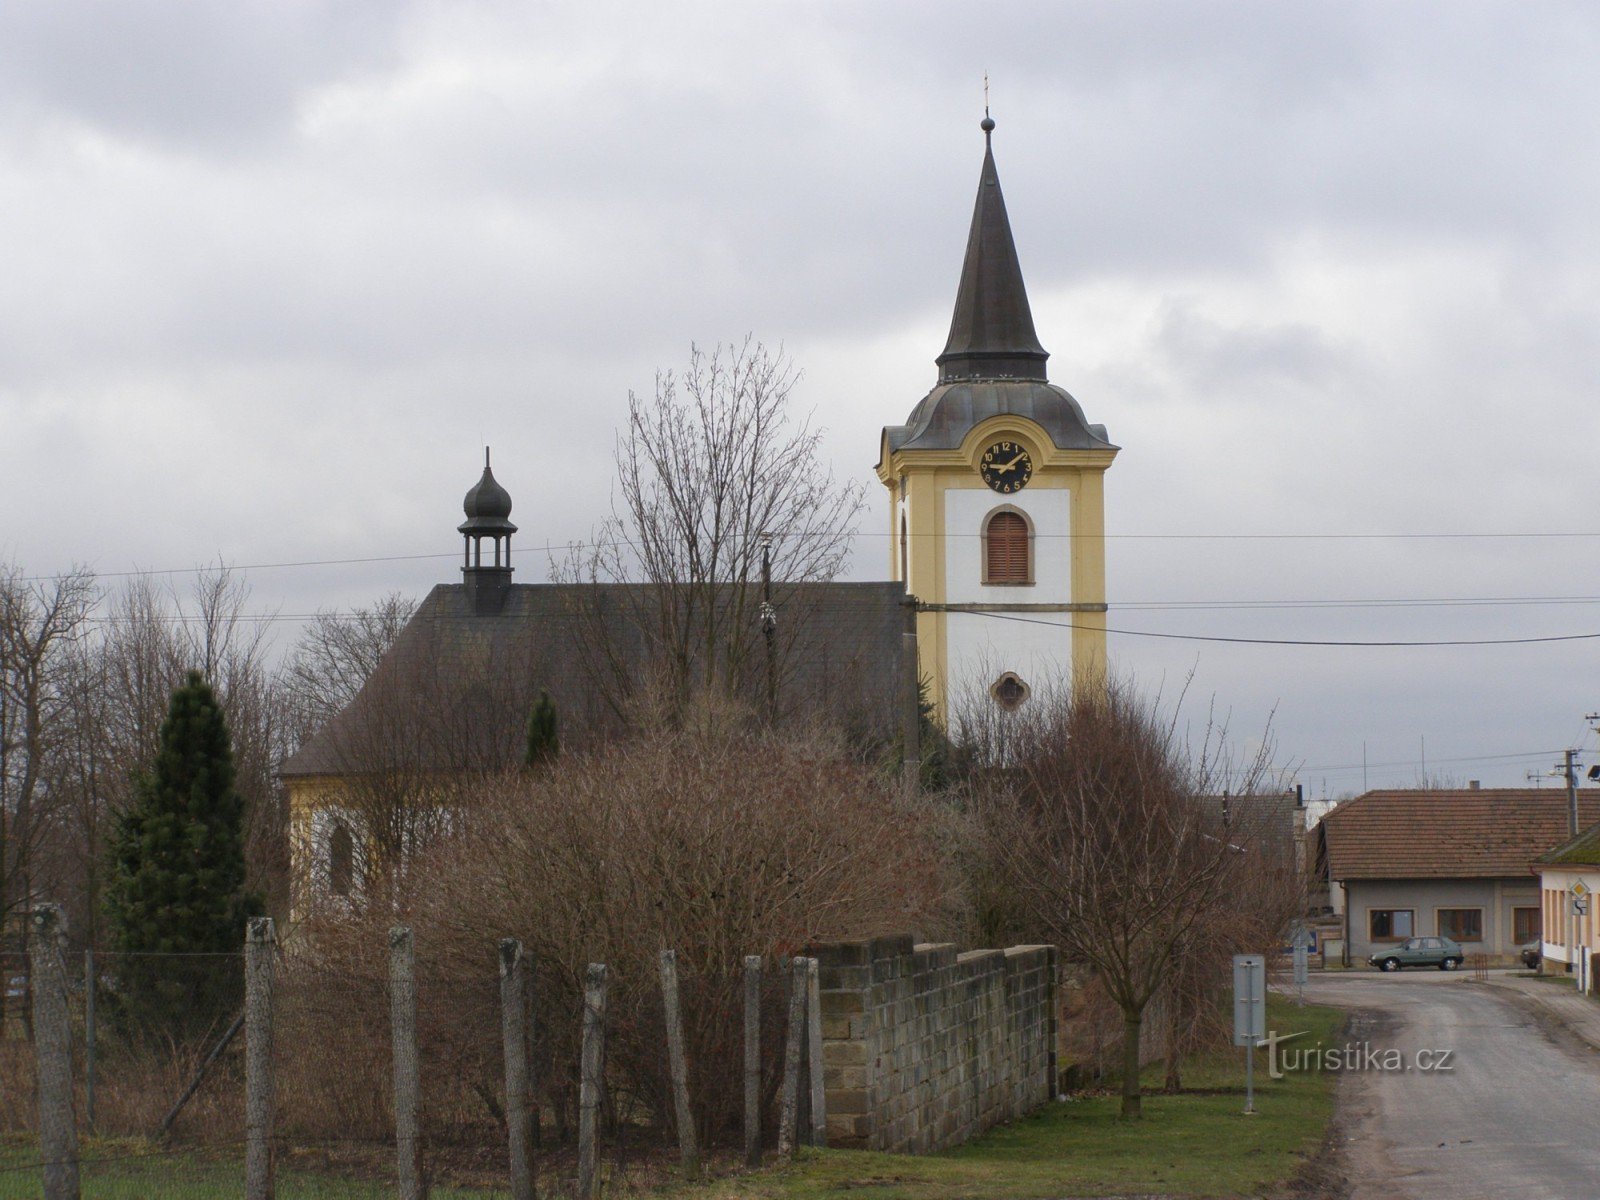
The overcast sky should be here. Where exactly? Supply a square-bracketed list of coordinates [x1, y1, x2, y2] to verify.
[3, 1, 1599, 795]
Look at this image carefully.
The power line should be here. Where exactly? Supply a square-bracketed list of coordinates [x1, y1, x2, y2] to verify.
[1301, 748, 1571, 773]
[19, 525, 1600, 583]
[967, 608, 1600, 648]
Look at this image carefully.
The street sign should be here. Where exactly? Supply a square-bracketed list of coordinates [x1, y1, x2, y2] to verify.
[1574, 881, 1591, 900]
[1576, 897, 1590, 916]
[1233, 954, 1266, 1046]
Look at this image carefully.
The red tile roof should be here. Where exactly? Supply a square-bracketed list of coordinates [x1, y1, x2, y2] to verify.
[1321, 789, 1600, 881]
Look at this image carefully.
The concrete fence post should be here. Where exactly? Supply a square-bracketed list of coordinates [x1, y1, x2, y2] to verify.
[245, 917, 277, 1200]
[805, 957, 826, 1148]
[30, 905, 78, 1200]
[742, 954, 762, 1167]
[777, 956, 808, 1159]
[577, 962, 608, 1200]
[658, 949, 700, 1177]
[389, 926, 422, 1200]
[499, 939, 535, 1200]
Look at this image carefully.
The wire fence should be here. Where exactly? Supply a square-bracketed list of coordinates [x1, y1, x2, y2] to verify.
[0, 926, 823, 1200]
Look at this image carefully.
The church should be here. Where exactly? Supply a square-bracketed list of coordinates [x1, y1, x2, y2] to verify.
[281, 115, 1115, 903]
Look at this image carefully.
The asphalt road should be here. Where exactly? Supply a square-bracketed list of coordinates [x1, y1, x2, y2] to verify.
[1301, 971, 1600, 1200]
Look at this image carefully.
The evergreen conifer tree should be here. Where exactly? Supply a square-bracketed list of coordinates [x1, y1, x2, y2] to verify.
[525, 690, 559, 767]
[105, 670, 262, 1036]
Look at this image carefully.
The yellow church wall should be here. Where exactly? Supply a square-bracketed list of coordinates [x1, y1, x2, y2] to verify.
[877, 415, 1116, 723]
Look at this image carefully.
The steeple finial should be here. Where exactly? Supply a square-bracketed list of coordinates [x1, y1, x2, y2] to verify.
[934, 111, 1048, 383]
[982, 73, 994, 141]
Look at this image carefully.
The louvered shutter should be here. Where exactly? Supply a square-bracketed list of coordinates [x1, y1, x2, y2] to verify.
[986, 512, 1030, 583]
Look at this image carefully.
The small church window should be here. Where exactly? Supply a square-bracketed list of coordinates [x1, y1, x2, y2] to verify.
[983, 509, 1032, 585]
[991, 672, 1030, 711]
[899, 513, 909, 580]
[328, 821, 355, 898]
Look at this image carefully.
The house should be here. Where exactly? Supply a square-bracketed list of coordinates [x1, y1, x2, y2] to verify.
[1316, 789, 1600, 965]
[1533, 821, 1600, 989]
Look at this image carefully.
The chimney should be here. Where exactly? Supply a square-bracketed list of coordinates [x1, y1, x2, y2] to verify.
[1467, 780, 1480, 790]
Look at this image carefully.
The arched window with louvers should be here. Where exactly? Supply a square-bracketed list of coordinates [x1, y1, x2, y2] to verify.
[982, 507, 1033, 585]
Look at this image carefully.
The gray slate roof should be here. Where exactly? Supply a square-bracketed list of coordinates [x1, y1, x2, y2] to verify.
[880, 122, 1115, 461]
[281, 580, 913, 779]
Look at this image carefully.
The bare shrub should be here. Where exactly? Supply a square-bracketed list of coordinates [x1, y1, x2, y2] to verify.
[967, 677, 1289, 1118]
[292, 717, 956, 1151]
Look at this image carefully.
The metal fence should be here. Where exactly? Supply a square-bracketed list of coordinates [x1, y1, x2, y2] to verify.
[0, 912, 826, 1200]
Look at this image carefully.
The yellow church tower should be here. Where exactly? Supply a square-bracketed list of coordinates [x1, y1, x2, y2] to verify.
[876, 115, 1118, 723]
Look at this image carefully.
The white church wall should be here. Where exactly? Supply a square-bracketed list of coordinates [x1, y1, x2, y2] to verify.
[943, 486, 1073, 702]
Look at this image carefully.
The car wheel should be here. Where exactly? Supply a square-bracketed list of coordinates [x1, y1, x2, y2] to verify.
[1380, 957, 1401, 972]
[1441, 957, 1460, 971]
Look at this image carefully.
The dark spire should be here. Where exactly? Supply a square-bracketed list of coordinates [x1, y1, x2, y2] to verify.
[459, 447, 516, 615]
[935, 114, 1049, 384]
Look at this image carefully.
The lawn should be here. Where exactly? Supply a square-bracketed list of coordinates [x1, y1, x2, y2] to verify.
[668, 994, 1345, 1200]
[0, 1140, 510, 1199]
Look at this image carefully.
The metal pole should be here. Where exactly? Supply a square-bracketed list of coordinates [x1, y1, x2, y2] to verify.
[901, 629, 921, 801]
[84, 949, 96, 1134]
[1245, 1038, 1255, 1115]
[1566, 749, 1580, 838]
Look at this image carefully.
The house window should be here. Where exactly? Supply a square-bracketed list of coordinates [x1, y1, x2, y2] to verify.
[1369, 909, 1413, 941]
[1514, 906, 1541, 944]
[1437, 908, 1483, 942]
[990, 672, 1030, 712]
[983, 509, 1032, 585]
[328, 821, 355, 897]
[899, 512, 909, 581]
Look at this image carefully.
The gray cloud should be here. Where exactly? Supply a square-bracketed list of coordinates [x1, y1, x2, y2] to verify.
[2, 0, 1599, 791]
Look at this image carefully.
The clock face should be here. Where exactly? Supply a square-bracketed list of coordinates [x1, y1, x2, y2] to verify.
[979, 440, 1033, 494]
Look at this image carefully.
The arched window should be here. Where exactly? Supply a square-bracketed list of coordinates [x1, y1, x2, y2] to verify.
[991, 672, 1030, 711]
[328, 821, 354, 898]
[983, 508, 1032, 585]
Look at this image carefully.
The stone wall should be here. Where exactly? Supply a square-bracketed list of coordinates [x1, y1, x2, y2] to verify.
[813, 933, 1057, 1152]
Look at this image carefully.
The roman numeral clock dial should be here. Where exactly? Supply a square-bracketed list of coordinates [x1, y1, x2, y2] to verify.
[979, 441, 1033, 494]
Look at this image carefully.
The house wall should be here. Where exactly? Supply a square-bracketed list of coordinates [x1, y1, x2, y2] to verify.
[1536, 866, 1599, 971]
[813, 934, 1056, 1152]
[1344, 877, 1539, 961]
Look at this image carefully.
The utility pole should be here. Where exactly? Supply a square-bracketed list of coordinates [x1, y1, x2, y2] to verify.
[1562, 749, 1581, 839]
[759, 533, 776, 725]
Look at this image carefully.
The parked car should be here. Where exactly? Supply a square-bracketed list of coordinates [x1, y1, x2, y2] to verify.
[1520, 940, 1542, 970]
[1368, 936, 1464, 971]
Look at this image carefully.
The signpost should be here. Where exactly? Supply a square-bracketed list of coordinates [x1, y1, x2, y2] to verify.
[1574, 883, 1591, 993]
[1290, 924, 1312, 1007]
[1232, 954, 1266, 1115]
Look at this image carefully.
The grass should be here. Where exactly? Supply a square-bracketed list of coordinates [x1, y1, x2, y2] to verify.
[665, 995, 1345, 1200]
[0, 1139, 510, 1199]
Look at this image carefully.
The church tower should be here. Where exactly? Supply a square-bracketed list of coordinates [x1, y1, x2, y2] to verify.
[877, 115, 1117, 721]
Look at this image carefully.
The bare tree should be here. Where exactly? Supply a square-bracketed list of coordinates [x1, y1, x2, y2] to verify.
[559, 338, 865, 717]
[0, 565, 95, 998]
[282, 593, 416, 746]
[971, 678, 1283, 1118]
